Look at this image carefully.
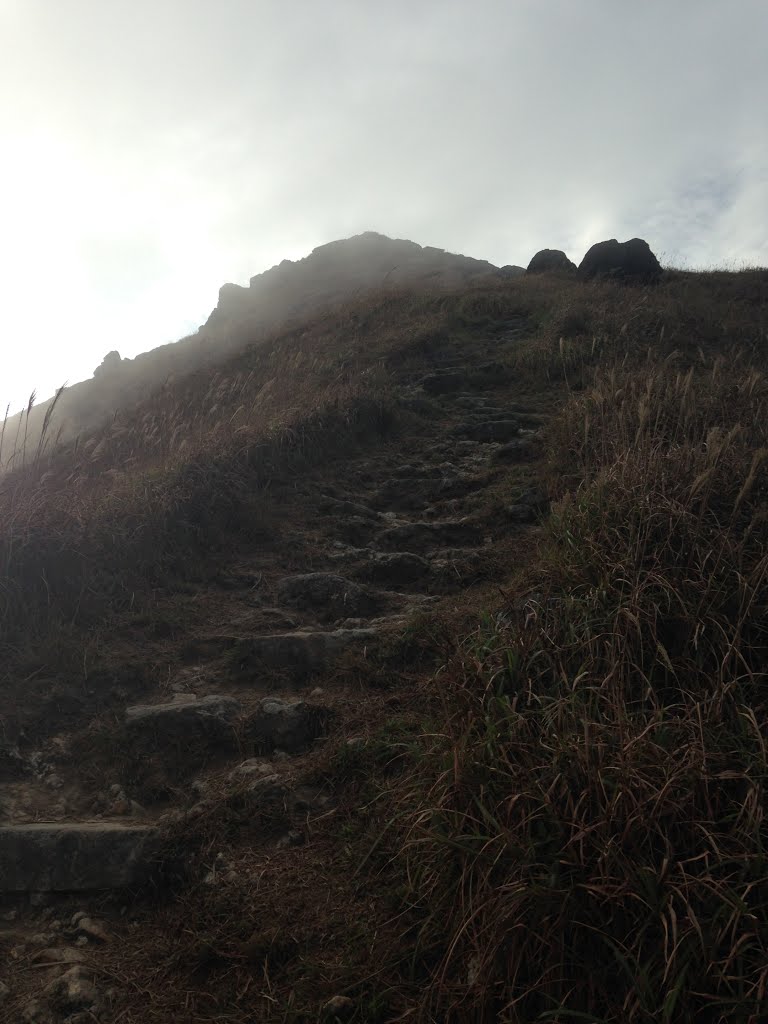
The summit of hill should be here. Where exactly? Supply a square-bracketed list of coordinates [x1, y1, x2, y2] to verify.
[205, 230, 515, 330]
[8, 232, 521, 444]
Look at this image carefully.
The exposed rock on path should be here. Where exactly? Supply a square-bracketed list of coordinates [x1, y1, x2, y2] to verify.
[353, 550, 432, 586]
[451, 419, 522, 442]
[377, 519, 485, 552]
[125, 694, 242, 742]
[243, 697, 329, 753]
[276, 573, 383, 621]
[233, 627, 379, 676]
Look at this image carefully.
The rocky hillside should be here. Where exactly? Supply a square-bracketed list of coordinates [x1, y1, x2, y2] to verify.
[204, 231, 519, 331]
[1, 257, 767, 1023]
[3, 233, 521, 449]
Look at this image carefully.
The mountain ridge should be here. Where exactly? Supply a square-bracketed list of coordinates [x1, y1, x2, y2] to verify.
[3, 232, 521, 453]
[205, 230, 518, 331]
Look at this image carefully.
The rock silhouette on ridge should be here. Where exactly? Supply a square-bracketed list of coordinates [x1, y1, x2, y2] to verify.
[578, 238, 662, 283]
[526, 249, 577, 274]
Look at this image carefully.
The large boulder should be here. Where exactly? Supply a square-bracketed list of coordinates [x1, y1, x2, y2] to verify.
[578, 238, 662, 283]
[526, 249, 577, 274]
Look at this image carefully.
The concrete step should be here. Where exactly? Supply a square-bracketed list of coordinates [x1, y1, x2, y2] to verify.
[0, 822, 159, 892]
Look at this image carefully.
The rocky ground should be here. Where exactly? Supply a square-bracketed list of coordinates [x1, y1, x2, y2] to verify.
[0, 315, 561, 1022]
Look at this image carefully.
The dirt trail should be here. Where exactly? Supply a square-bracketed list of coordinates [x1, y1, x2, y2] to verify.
[0, 318, 563, 1021]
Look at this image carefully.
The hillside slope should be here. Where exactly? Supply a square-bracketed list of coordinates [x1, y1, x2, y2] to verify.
[3, 232, 518, 449]
[1, 266, 767, 1023]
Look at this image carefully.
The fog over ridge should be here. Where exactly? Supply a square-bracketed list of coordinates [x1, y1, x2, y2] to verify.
[0, 0, 766, 413]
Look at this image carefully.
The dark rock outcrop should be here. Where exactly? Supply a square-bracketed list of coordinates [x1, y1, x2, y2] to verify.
[93, 350, 122, 377]
[578, 238, 662, 283]
[526, 249, 577, 274]
[207, 231, 501, 330]
[204, 282, 252, 328]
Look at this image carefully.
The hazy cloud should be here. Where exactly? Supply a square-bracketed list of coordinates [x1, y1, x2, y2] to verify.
[1, 0, 766, 410]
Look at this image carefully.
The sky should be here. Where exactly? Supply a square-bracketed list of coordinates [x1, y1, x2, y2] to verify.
[0, 0, 766, 413]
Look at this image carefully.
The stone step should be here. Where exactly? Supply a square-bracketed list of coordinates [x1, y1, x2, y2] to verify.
[419, 371, 468, 395]
[451, 419, 522, 442]
[244, 697, 330, 753]
[371, 474, 487, 513]
[0, 822, 159, 892]
[124, 693, 327, 759]
[125, 694, 242, 740]
[377, 518, 485, 553]
[275, 572, 384, 622]
[456, 411, 525, 424]
[349, 550, 432, 587]
[449, 394, 549, 415]
[317, 497, 382, 520]
[489, 438, 538, 464]
[232, 627, 378, 677]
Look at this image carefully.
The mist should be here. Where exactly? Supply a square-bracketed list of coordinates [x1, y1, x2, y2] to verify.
[1, 0, 766, 414]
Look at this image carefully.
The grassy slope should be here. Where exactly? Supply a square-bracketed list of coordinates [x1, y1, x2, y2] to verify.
[1, 268, 768, 1022]
[0, 280, 546, 709]
[393, 269, 768, 1023]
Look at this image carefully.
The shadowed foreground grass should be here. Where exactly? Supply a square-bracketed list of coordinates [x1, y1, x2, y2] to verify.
[394, 334, 768, 1021]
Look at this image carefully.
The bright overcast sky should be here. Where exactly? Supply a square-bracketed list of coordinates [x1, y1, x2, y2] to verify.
[1, 0, 766, 413]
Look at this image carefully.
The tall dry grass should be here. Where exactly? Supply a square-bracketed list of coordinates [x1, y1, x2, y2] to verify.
[397, 324, 768, 1021]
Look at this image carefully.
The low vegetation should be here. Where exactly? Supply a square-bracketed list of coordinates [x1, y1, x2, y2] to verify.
[1, 266, 767, 1022]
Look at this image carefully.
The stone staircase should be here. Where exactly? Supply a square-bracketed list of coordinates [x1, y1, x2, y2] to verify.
[0, 320, 558, 1019]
